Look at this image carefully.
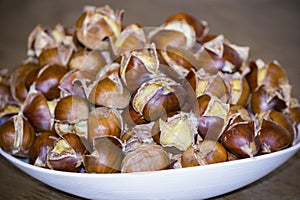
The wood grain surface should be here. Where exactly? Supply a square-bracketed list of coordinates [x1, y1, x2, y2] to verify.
[0, 0, 299, 199]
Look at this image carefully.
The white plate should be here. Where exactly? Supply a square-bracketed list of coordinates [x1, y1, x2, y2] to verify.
[1, 142, 300, 200]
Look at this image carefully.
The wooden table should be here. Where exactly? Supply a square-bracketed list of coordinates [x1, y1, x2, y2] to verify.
[0, 0, 299, 199]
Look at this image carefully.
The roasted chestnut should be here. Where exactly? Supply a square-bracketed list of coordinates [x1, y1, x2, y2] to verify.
[88, 107, 123, 145]
[23, 91, 55, 132]
[121, 144, 170, 173]
[152, 111, 198, 152]
[84, 136, 124, 173]
[181, 140, 228, 167]
[88, 68, 131, 109]
[46, 133, 87, 172]
[258, 119, 293, 154]
[131, 76, 187, 122]
[35, 64, 68, 100]
[0, 115, 35, 157]
[54, 95, 89, 138]
[28, 131, 57, 167]
[75, 5, 123, 49]
[221, 121, 259, 158]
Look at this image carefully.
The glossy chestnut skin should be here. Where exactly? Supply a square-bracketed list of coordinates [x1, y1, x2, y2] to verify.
[88, 107, 122, 145]
[23, 92, 53, 132]
[84, 136, 124, 173]
[181, 140, 228, 167]
[121, 144, 170, 173]
[246, 60, 288, 92]
[68, 48, 106, 73]
[131, 77, 187, 122]
[28, 131, 57, 167]
[35, 64, 68, 100]
[221, 121, 259, 158]
[54, 95, 89, 123]
[46, 133, 87, 172]
[10, 62, 37, 103]
[120, 50, 158, 92]
[0, 116, 35, 157]
[258, 119, 293, 154]
[88, 73, 131, 109]
[251, 85, 287, 114]
[38, 46, 73, 67]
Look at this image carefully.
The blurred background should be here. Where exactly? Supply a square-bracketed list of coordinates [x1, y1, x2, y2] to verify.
[0, 0, 299, 98]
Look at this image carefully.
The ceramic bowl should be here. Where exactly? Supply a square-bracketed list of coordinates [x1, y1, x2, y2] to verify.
[0, 141, 299, 200]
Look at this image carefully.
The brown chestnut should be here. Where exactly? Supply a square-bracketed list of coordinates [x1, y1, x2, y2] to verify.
[221, 121, 259, 158]
[131, 76, 187, 122]
[28, 131, 57, 167]
[46, 133, 87, 172]
[121, 144, 170, 173]
[35, 64, 68, 100]
[152, 111, 198, 152]
[10, 62, 38, 103]
[88, 107, 123, 145]
[258, 119, 293, 154]
[84, 136, 124, 173]
[120, 48, 159, 91]
[75, 5, 123, 50]
[181, 140, 228, 167]
[88, 71, 131, 109]
[0, 115, 35, 157]
[54, 95, 89, 123]
[23, 91, 55, 132]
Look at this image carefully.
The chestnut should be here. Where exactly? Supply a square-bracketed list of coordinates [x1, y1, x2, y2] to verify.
[35, 64, 68, 100]
[0, 115, 35, 157]
[258, 119, 293, 154]
[10, 62, 38, 103]
[181, 140, 228, 167]
[38, 45, 74, 67]
[23, 91, 55, 132]
[84, 136, 124, 173]
[120, 48, 159, 91]
[158, 46, 199, 77]
[27, 24, 69, 57]
[54, 95, 89, 123]
[68, 48, 106, 74]
[186, 70, 230, 101]
[59, 69, 94, 99]
[54, 95, 89, 138]
[246, 60, 288, 92]
[151, 111, 198, 152]
[195, 94, 230, 140]
[226, 72, 250, 107]
[251, 85, 287, 114]
[110, 24, 146, 56]
[131, 76, 187, 122]
[28, 131, 58, 167]
[75, 5, 123, 50]
[122, 123, 155, 153]
[165, 12, 209, 41]
[121, 144, 170, 173]
[221, 121, 259, 158]
[46, 133, 87, 172]
[88, 107, 123, 145]
[88, 70, 131, 109]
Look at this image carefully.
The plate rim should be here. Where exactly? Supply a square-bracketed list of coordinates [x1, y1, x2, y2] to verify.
[1, 141, 299, 178]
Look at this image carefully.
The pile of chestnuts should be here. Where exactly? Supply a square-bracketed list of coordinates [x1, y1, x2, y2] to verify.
[0, 5, 299, 173]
